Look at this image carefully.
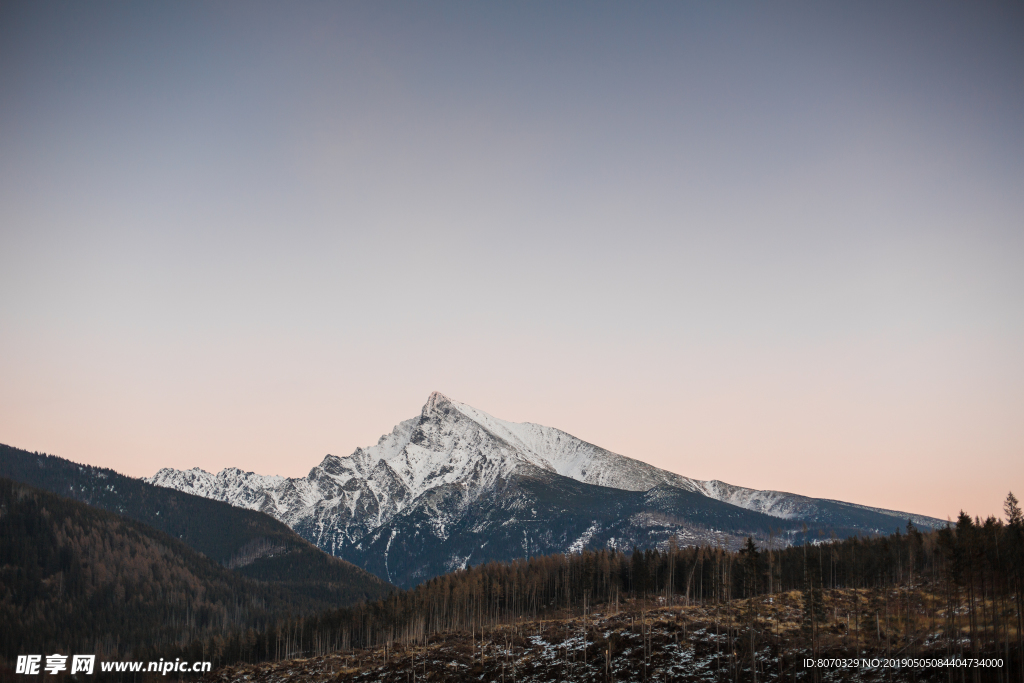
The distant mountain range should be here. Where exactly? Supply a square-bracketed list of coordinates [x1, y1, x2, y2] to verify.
[149, 392, 943, 588]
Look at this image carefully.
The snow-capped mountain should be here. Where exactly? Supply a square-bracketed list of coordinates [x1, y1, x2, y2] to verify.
[149, 392, 942, 587]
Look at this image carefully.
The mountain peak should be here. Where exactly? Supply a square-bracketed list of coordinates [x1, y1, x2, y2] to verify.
[142, 395, 946, 588]
[423, 391, 455, 415]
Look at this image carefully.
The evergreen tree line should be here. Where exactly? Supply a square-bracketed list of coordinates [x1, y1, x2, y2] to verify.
[184, 494, 1024, 672]
[0, 478, 330, 665]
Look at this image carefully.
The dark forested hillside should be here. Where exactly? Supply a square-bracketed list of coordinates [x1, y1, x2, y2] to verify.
[0, 443, 392, 605]
[0, 477, 331, 664]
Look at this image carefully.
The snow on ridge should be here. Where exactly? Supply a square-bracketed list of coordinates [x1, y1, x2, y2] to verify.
[148, 391, 708, 523]
[145, 391, 942, 566]
[437, 394, 703, 493]
[147, 466, 289, 510]
[146, 392, 823, 532]
[694, 480, 811, 520]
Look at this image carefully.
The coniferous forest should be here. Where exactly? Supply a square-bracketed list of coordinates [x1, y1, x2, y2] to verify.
[2, 474, 1022, 681]
[192, 496, 1024, 682]
[0, 478, 348, 665]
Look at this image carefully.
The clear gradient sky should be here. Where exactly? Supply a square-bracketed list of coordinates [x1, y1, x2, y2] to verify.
[1, 2, 1021, 521]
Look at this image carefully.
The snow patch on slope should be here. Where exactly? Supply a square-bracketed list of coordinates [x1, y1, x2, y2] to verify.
[568, 522, 601, 554]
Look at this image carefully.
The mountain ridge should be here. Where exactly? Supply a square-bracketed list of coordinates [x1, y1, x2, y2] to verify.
[148, 392, 944, 587]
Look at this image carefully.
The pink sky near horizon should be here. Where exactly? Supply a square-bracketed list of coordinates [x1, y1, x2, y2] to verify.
[1, 3, 1021, 523]
[3, 333, 1019, 522]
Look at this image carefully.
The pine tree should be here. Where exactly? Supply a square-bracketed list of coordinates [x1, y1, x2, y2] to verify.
[1005, 492, 1024, 681]
[739, 537, 760, 598]
[1005, 492, 1022, 527]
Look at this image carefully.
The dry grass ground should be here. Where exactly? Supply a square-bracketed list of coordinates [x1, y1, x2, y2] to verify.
[203, 586, 1021, 683]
